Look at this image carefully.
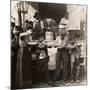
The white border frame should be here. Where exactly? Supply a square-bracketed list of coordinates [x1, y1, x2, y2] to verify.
[0, 0, 89, 90]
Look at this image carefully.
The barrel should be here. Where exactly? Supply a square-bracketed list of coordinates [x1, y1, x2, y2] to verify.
[45, 31, 53, 41]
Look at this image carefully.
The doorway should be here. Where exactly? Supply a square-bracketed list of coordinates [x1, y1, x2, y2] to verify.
[39, 2, 67, 23]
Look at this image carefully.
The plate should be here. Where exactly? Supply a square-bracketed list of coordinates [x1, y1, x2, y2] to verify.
[27, 41, 38, 45]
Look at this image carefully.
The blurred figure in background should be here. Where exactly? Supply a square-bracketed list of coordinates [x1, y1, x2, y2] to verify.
[59, 12, 69, 31]
[43, 18, 58, 40]
[11, 22, 15, 89]
[11, 22, 15, 40]
[33, 12, 44, 40]
[11, 25, 21, 89]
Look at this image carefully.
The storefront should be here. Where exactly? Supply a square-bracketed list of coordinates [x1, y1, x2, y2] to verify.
[11, 1, 87, 89]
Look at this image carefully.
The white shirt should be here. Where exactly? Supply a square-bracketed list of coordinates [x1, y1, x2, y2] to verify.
[55, 35, 68, 48]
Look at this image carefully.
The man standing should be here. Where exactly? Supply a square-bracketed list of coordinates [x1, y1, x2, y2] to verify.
[43, 18, 58, 39]
[55, 24, 70, 81]
[59, 13, 69, 31]
[33, 12, 44, 40]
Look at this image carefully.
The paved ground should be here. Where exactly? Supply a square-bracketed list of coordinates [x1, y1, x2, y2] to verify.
[31, 80, 87, 88]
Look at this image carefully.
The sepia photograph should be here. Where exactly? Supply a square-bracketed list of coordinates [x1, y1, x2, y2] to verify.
[11, 0, 87, 89]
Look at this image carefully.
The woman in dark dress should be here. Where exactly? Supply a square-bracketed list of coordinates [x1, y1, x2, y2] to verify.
[16, 32, 32, 89]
